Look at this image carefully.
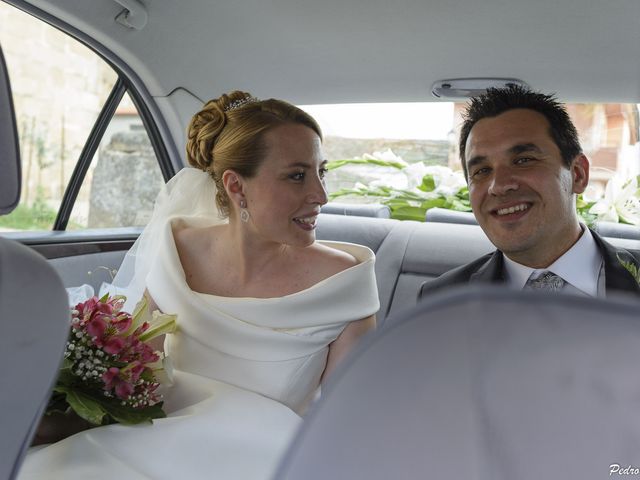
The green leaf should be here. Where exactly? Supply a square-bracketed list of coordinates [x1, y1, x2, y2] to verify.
[575, 193, 595, 210]
[577, 211, 597, 227]
[447, 197, 472, 212]
[53, 385, 167, 425]
[46, 391, 70, 415]
[384, 199, 412, 209]
[389, 205, 428, 222]
[420, 198, 446, 210]
[103, 402, 166, 425]
[329, 188, 382, 199]
[61, 388, 108, 425]
[327, 158, 406, 170]
[456, 186, 470, 199]
[55, 367, 77, 386]
[617, 253, 640, 284]
[418, 175, 436, 192]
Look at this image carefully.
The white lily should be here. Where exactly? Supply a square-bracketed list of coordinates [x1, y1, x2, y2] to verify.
[149, 355, 175, 387]
[369, 172, 409, 189]
[581, 184, 603, 203]
[428, 166, 467, 196]
[589, 175, 640, 225]
[403, 162, 431, 189]
[362, 148, 408, 167]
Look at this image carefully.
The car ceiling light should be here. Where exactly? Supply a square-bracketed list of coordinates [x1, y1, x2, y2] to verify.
[431, 78, 529, 99]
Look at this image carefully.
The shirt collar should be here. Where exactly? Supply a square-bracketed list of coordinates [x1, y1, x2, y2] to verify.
[503, 226, 603, 296]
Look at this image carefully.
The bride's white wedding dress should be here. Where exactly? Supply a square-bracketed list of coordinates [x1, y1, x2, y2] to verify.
[19, 169, 379, 480]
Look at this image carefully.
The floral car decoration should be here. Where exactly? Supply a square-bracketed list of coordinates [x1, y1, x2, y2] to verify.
[328, 149, 640, 226]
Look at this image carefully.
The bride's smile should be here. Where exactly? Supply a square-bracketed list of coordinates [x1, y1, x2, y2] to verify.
[232, 122, 329, 249]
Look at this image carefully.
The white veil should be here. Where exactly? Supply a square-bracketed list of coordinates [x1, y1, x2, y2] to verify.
[104, 167, 227, 311]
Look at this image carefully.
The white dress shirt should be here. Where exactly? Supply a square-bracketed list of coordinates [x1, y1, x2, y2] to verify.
[503, 226, 604, 297]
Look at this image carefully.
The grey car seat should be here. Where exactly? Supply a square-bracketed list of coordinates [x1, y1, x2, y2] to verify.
[275, 286, 640, 480]
[0, 45, 69, 480]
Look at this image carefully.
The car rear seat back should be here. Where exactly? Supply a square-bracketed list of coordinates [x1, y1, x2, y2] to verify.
[49, 211, 640, 329]
[0, 44, 69, 480]
[316, 213, 640, 326]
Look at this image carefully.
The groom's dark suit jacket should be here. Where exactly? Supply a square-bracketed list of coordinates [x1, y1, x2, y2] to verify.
[419, 230, 640, 300]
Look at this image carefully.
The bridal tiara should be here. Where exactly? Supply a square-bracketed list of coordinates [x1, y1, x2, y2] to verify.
[225, 96, 259, 112]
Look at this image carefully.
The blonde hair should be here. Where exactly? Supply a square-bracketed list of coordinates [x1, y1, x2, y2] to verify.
[186, 90, 322, 217]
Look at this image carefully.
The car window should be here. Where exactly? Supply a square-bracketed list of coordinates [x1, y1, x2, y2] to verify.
[303, 102, 640, 224]
[68, 92, 164, 230]
[0, 3, 165, 233]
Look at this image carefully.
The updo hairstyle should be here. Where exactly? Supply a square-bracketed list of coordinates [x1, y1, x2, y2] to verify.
[186, 90, 322, 217]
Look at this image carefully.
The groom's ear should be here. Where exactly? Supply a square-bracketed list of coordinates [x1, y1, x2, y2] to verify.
[570, 154, 590, 194]
[222, 169, 246, 203]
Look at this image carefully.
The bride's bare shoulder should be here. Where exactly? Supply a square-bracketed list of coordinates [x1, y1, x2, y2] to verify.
[306, 242, 359, 276]
[172, 223, 225, 259]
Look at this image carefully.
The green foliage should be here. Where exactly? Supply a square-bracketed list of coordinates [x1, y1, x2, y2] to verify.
[51, 357, 166, 426]
[327, 157, 471, 222]
[328, 152, 640, 226]
[418, 174, 436, 192]
[0, 187, 57, 230]
[617, 253, 640, 285]
[575, 193, 598, 227]
[326, 157, 407, 170]
[52, 385, 166, 426]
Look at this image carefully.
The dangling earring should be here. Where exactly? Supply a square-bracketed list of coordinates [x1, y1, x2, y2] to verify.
[239, 199, 250, 223]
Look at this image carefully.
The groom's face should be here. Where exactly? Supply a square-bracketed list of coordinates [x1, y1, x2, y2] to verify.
[464, 108, 589, 268]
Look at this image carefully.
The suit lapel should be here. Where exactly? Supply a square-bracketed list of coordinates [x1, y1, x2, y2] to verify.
[473, 234, 640, 295]
[591, 230, 640, 295]
[469, 250, 505, 284]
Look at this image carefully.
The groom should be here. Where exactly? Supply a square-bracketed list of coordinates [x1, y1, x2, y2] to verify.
[420, 85, 640, 299]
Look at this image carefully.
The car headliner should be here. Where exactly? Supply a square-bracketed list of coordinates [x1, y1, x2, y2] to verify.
[10, 0, 640, 106]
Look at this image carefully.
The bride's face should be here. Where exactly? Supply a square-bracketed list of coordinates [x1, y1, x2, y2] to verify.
[242, 123, 328, 247]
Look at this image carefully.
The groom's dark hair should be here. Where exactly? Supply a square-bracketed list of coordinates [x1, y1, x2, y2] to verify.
[458, 85, 582, 179]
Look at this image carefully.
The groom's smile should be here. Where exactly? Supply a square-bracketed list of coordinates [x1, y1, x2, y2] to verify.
[465, 108, 588, 268]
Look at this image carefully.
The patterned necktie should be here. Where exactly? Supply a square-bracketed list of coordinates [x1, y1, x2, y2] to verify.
[525, 271, 565, 292]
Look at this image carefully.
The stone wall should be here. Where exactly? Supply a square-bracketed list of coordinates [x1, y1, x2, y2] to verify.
[88, 128, 164, 228]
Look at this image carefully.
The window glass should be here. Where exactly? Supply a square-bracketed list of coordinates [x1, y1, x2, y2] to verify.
[68, 92, 164, 229]
[302, 103, 457, 198]
[302, 102, 640, 223]
[0, 3, 164, 232]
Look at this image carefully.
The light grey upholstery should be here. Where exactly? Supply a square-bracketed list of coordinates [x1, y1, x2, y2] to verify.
[49, 250, 128, 290]
[0, 45, 20, 215]
[321, 202, 391, 218]
[275, 287, 640, 480]
[0, 45, 69, 480]
[423, 207, 640, 241]
[594, 220, 640, 240]
[316, 213, 639, 326]
[316, 215, 496, 325]
[0, 241, 69, 479]
[425, 206, 477, 224]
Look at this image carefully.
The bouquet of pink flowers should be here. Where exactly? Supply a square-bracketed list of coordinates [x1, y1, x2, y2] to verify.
[46, 294, 177, 426]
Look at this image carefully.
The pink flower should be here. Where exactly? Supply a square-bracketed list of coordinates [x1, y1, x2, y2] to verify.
[86, 316, 107, 339]
[102, 367, 121, 389]
[64, 294, 176, 414]
[92, 300, 114, 318]
[113, 314, 132, 333]
[115, 381, 134, 400]
[108, 296, 125, 314]
[103, 336, 125, 355]
[102, 366, 135, 400]
[126, 361, 146, 382]
[139, 347, 159, 364]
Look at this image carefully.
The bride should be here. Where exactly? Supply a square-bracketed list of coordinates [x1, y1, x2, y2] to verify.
[19, 91, 379, 479]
